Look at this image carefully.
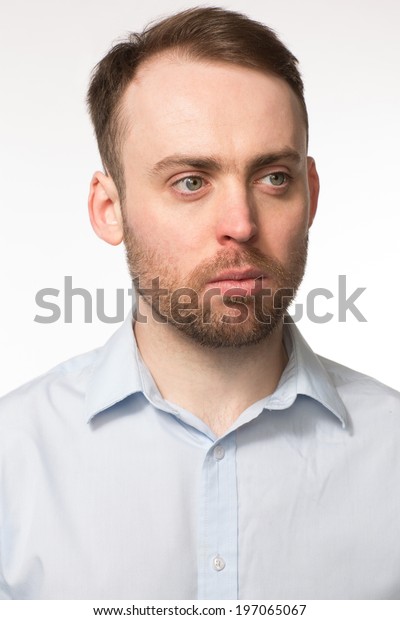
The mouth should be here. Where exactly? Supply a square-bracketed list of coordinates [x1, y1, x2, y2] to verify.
[205, 269, 270, 297]
[208, 268, 266, 282]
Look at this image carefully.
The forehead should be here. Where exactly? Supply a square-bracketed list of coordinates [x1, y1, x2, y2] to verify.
[120, 54, 307, 164]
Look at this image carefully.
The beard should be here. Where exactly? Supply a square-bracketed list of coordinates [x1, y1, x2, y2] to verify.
[123, 218, 307, 349]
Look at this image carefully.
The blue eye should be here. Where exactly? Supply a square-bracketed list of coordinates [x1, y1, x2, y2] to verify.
[174, 176, 204, 193]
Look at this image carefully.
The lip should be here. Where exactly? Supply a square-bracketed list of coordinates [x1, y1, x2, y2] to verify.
[204, 269, 269, 297]
[207, 268, 266, 283]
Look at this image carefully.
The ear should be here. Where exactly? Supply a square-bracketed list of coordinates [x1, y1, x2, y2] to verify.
[88, 171, 124, 246]
[307, 157, 319, 228]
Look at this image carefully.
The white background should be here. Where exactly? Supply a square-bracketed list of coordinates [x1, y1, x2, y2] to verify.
[0, 0, 399, 397]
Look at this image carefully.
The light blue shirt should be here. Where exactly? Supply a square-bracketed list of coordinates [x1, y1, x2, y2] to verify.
[1, 313, 400, 600]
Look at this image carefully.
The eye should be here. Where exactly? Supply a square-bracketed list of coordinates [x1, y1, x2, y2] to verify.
[173, 176, 205, 194]
[259, 172, 289, 187]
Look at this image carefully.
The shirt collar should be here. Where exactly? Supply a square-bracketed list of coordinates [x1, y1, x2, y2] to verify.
[85, 311, 348, 429]
[278, 317, 349, 428]
[85, 312, 143, 422]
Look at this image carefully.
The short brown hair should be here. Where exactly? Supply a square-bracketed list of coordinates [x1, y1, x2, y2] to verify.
[87, 6, 308, 201]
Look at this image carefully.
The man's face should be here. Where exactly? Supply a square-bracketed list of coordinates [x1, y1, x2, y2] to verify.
[119, 54, 318, 347]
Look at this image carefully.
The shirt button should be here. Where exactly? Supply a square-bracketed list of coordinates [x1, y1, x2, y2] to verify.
[213, 445, 225, 460]
[212, 555, 226, 571]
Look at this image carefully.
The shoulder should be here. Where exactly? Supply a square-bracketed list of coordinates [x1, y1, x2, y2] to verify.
[0, 347, 101, 430]
[318, 354, 400, 416]
[319, 354, 399, 396]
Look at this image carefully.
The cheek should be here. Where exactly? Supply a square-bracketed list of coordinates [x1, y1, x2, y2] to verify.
[260, 206, 309, 260]
[126, 201, 203, 266]
[126, 207, 198, 274]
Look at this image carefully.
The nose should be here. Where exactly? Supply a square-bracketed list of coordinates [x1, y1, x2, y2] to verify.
[215, 185, 258, 245]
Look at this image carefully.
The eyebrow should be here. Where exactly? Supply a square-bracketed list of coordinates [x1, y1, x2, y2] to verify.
[148, 149, 302, 177]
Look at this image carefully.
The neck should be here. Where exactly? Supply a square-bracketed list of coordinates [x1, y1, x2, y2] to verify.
[133, 297, 288, 436]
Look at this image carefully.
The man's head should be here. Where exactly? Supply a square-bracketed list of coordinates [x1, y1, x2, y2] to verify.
[87, 7, 319, 348]
[87, 6, 308, 203]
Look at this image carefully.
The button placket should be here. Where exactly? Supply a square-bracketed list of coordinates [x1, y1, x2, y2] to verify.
[198, 433, 238, 599]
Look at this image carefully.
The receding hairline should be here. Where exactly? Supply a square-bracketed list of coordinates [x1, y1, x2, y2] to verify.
[115, 49, 309, 159]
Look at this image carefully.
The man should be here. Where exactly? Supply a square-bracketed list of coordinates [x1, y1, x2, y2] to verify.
[0, 6, 399, 601]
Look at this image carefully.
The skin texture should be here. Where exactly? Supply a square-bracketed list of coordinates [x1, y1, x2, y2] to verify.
[88, 54, 319, 436]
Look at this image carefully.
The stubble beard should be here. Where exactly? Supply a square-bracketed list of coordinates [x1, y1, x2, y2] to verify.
[123, 219, 308, 349]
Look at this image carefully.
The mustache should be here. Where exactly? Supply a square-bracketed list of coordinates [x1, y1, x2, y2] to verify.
[188, 242, 307, 289]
